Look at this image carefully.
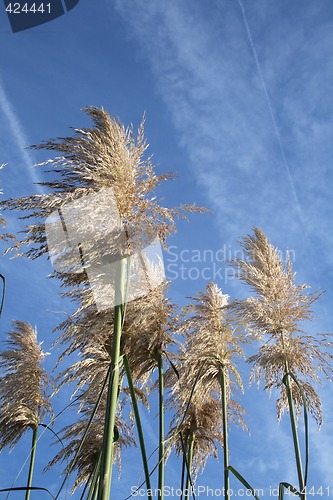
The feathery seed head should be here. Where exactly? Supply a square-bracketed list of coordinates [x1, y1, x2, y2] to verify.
[178, 282, 246, 396]
[168, 391, 223, 481]
[230, 227, 319, 339]
[248, 333, 333, 425]
[55, 280, 177, 396]
[121, 281, 177, 384]
[167, 283, 247, 478]
[232, 228, 332, 424]
[46, 390, 134, 491]
[1, 107, 205, 262]
[0, 321, 52, 450]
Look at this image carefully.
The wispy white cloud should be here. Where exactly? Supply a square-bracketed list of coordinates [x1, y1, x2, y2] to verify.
[111, 1, 333, 273]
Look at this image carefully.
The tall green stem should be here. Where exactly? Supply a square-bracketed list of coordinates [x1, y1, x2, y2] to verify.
[85, 450, 102, 500]
[92, 478, 99, 500]
[284, 362, 306, 500]
[220, 368, 230, 500]
[25, 426, 38, 500]
[180, 454, 186, 500]
[158, 353, 165, 500]
[98, 258, 127, 500]
[185, 432, 194, 500]
[123, 355, 152, 500]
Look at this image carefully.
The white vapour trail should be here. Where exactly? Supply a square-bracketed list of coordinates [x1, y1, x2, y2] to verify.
[0, 82, 44, 193]
[237, 0, 321, 287]
[238, 0, 301, 217]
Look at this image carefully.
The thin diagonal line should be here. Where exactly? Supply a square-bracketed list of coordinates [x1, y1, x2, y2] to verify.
[238, 0, 320, 287]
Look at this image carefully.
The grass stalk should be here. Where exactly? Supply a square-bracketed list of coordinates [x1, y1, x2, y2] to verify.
[284, 369, 306, 500]
[123, 355, 152, 500]
[98, 257, 127, 500]
[184, 432, 194, 500]
[83, 450, 102, 500]
[228, 466, 260, 500]
[25, 426, 38, 500]
[0, 273, 6, 317]
[219, 367, 230, 500]
[55, 366, 111, 500]
[92, 478, 99, 500]
[180, 453, 186, 500]
[158, 353, 165, 500]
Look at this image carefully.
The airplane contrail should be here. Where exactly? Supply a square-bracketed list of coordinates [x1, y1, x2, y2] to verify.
[237, 0, 321, 289]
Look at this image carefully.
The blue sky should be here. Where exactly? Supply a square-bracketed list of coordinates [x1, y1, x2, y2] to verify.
[0, 0, 333, 497]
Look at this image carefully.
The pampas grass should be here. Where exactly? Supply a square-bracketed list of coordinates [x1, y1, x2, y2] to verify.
[0, 321, 52, 450]
[230, 227, 333, 422]
[0, 321, 52, 499]
[168, 283, 247, 499]
[231, 227, 333, 498]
